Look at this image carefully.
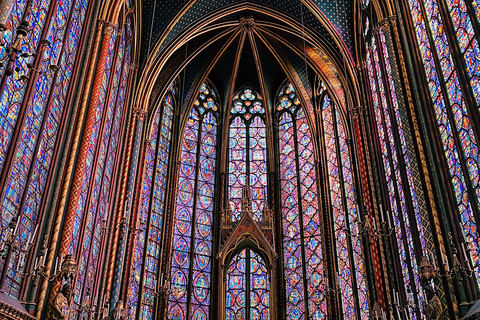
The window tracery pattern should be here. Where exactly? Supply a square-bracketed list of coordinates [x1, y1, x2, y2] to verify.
[169, 83, 218, 320]
[0, 0, 90, 297]
[127, 84, 176, 319]
[277, 83, 326, 319]
[228, 88, 267, 221]
[407, 0, 480, 281]
[225, 249, 270, 320]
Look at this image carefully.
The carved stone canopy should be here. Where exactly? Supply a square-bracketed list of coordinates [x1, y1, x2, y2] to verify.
[0, 293, 36, 320]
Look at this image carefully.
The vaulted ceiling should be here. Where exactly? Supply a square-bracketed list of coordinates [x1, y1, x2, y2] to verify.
[137, 0, 357, 119]
[140, 0, 354, 63]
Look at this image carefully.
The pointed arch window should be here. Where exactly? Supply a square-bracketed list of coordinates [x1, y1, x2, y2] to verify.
[228, 88, 267, 222]
[320, 93, 369, 319]
[169, 83, 219, 320]
[277, 82, 327, 319]
[0, 0, 91, 298]
[225, 248, 270, 320]
[127, 83, 176, 319]
[405, 0, 480, 281]
[365, 32, 426, 318]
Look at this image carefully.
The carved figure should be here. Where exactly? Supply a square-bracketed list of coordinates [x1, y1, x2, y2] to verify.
[47, 282, 72, 320]
[113, 300, 127, 320]
[424, 285, 444, 320]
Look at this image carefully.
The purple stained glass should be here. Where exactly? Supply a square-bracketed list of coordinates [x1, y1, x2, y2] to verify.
[368, 39, 422, 318]
[126, 81, 175, 319]
[322, 96, 359, 319]
[0, 0, 90, 297]
[250, 251, 269, 320]
[336, 109, 369, 319]
[226, 250, 246, 319]
[278, 83, 326, 319]
[0, 0, 51, 175]
[407, 0, 480, 281]
[72, 17, 132, 313]
[444, 0, 480, 106]
[169, 83, 218, 320]
[228, 88, 267, 222]
[225, 249, 270, 320]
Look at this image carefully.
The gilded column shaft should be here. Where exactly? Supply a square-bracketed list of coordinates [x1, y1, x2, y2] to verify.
[49, 21, 115, 299]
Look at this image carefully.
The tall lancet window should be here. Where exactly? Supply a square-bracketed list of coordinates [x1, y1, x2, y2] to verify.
[320, 93, 369, 319]
[70, 15, 133, 315]
[225, 249, 270, 320]
[228, 88, 267, 222]
[0, 0, 91, 298]
[169, 83, 219, 320]
[406, 0, 480, 281]
[127, 83, 176, 319]
[277, 82, 326, 319]
[366, 31, 426, 318]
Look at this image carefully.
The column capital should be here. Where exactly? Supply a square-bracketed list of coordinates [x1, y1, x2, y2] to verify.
[132, 107, 147, 118]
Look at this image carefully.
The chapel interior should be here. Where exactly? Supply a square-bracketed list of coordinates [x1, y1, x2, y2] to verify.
[0, 0, 479, 319]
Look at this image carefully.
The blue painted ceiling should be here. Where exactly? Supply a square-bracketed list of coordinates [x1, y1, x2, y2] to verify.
[140, 0, 353, 112]
[140, 0, 354, 64]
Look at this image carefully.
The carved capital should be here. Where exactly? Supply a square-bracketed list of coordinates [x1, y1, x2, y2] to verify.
[349, 105, 364, 118]
[133, 107, 147, 118]
[102, 22, 116, 36]
[377, 18, 392, 31]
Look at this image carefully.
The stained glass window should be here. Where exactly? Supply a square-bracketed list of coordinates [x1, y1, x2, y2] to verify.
[127, 83, 176, 319]
[366, 36, 424, 318]
[277, 82, 326, 319]
[67, 15, 132, 314]
[228, 88, 267, 222]
[0, 0, 90, 298]
[169, 82, 219, 320]
[321, 94, 369, 319]
[225, 248, 270, 320]
[406, 0, 480, 281]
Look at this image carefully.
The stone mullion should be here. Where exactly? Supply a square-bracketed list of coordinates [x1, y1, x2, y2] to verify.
[313, 95, 338, 319]
[122, 128, 148, 303]
[361, 53, 398, 312]
[134, 98, 166, 318]
[391, 4, 460, 316]
[115, 63, 137, 308]
[158, 160, 181, 320]
[210, 107, 225, 320]
[331, 102, 361, 319]
[75, 28, 123, 311]
[357, 45, 391, 312]
[270, 112, 285, 320]
[104, 109, 138, 300]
